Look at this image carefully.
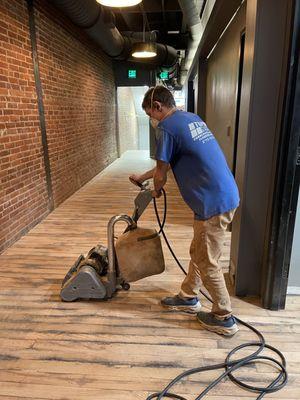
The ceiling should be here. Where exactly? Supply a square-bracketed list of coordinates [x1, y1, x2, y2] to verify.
[111, 0, 190, 52]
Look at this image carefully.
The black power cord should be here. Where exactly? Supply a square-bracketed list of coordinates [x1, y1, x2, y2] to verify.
[149, 189, 288, 400]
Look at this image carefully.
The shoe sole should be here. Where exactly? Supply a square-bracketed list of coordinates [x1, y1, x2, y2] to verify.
[161, 302, 202, 314]
[197, 318, 239, 336]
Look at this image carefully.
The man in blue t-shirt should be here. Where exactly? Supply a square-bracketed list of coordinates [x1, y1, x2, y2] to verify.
[130, 86, 240, 336]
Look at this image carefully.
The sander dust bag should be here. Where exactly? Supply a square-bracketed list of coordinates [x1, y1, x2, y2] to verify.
[115, 227, 165, 282]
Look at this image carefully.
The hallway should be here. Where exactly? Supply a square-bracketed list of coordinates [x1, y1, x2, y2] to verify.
[0, 151, 299, 399]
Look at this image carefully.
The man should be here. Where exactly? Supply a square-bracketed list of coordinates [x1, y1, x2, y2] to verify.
[129, 86, 240, 336]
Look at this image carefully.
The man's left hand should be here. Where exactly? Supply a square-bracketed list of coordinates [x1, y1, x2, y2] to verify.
[152, 189, 162, 198]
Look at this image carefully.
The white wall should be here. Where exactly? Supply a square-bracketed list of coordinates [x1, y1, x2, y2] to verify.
[131, 86, 150, 151]
[117, 87, 139, 155]
[288, 188, 300, 293]
[117, 86, 149, 154]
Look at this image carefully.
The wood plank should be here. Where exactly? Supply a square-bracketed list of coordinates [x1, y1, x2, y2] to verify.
[0, 150, 299, 399]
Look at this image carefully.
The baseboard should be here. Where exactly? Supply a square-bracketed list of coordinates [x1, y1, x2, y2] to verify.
[287, 286, 300, 295]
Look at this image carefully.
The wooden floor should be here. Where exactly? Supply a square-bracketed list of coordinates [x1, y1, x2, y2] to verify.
[0, 150, 299, 400]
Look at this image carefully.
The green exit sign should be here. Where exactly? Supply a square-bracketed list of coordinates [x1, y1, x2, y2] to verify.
[128, 69, 137, 79]
[159, 71, 169, 80]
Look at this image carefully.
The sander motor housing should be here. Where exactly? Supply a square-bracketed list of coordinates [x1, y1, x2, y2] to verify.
[60, 186, 165, 302]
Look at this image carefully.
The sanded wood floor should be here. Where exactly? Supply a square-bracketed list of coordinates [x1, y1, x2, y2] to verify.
[0, 150, 299, 399]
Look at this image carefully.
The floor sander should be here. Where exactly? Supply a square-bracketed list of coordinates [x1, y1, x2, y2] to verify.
[60, 180, 165, 302]
[60, 179, 287, 399]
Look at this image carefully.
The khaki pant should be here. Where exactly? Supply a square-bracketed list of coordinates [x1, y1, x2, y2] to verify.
[179, 209, 236, 317]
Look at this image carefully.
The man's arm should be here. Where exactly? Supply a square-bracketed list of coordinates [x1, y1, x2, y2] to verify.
[129, 167, 156, 184]
[153, 160, 169, 197]
[129, 164, 170, 185]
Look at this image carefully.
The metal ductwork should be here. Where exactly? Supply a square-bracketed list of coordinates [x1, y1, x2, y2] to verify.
[122, 31, 158, 42]
[179, 0, 202, 28]
[128, 43, 178, 67]
[178, 0, 204, 84]
[121, 32, 177, 68]
[48, 0, 178, 67]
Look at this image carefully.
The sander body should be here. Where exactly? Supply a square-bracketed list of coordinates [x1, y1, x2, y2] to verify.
[60, 183, 165, 301]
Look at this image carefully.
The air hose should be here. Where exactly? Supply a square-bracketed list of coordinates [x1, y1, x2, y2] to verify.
[148, 188, 288, 400]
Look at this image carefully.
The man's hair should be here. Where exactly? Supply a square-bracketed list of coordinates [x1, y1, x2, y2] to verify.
[142, 85, 176, 109]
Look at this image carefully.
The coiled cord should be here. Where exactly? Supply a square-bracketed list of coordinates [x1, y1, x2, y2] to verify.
[149, 189, 288, 400]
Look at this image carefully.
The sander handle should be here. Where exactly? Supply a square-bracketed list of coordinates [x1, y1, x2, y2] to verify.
[129, 177, 149, 190]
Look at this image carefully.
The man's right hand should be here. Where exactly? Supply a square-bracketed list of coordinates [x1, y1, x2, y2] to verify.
[129, 174, 144, 186]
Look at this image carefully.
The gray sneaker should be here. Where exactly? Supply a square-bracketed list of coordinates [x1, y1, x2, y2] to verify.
[197, 311, 239, 336]
[161, 295, 201, 313]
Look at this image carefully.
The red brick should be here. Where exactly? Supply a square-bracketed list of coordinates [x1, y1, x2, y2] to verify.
[0, 0, 117, 253]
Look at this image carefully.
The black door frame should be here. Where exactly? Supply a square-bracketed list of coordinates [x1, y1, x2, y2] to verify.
[232, 30, 245, 177]
[187, 80, 195, 113]
[183, 0, 298, 308]
[230, 0, 296, 303]
[262, 0, 300, 309]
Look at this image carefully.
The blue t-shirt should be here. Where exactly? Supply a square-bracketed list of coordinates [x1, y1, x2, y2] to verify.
[155, 110, 240, 220]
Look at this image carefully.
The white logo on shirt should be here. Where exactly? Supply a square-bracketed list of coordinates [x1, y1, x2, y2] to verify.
[188, 122, 214, 143]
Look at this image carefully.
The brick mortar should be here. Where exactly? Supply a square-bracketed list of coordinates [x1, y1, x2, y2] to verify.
[0, 0, 117, 253]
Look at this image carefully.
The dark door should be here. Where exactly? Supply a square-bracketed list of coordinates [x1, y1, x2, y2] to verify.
[232, 31, 245, 177]
[262, 0, 300, 309]
[187, 80, 195, 113]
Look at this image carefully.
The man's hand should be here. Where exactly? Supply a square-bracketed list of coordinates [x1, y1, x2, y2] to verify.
[151, 189, 162, 198]
[129, 174, 144, 186]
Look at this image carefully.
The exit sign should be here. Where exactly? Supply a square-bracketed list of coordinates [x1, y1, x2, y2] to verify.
[128, 69, 137, 79]
[159, 71, 169, 80]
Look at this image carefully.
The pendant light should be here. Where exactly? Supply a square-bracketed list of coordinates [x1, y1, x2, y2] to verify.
[132, 42, 157, 58]
[96, 0, 142, 6]
[131, 12, 157, 59]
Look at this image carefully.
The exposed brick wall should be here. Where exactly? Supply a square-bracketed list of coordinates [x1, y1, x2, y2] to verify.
[0, 0, 49, 253]
[0, 0, 117, 253]
[35, 0, 118, 206]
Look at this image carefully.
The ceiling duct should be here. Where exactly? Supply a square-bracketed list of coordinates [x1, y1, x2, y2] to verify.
[178, 0, 204, 83]
[179, 0, 202, 27]
[48, 0, 178, 67]
[122, 31, 158, 42]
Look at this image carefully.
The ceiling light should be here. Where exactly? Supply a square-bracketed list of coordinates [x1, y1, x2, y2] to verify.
[130, 12, 157, 59]
[131, 42, 157, 58]
[96, 0, 142, 7]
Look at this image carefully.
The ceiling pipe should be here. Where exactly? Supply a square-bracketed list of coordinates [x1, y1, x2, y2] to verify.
[48, 0, 178, 67]
[178, 0, 204, 83]
[121, 12, 139, 32]
[122, 31, 158, 42]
